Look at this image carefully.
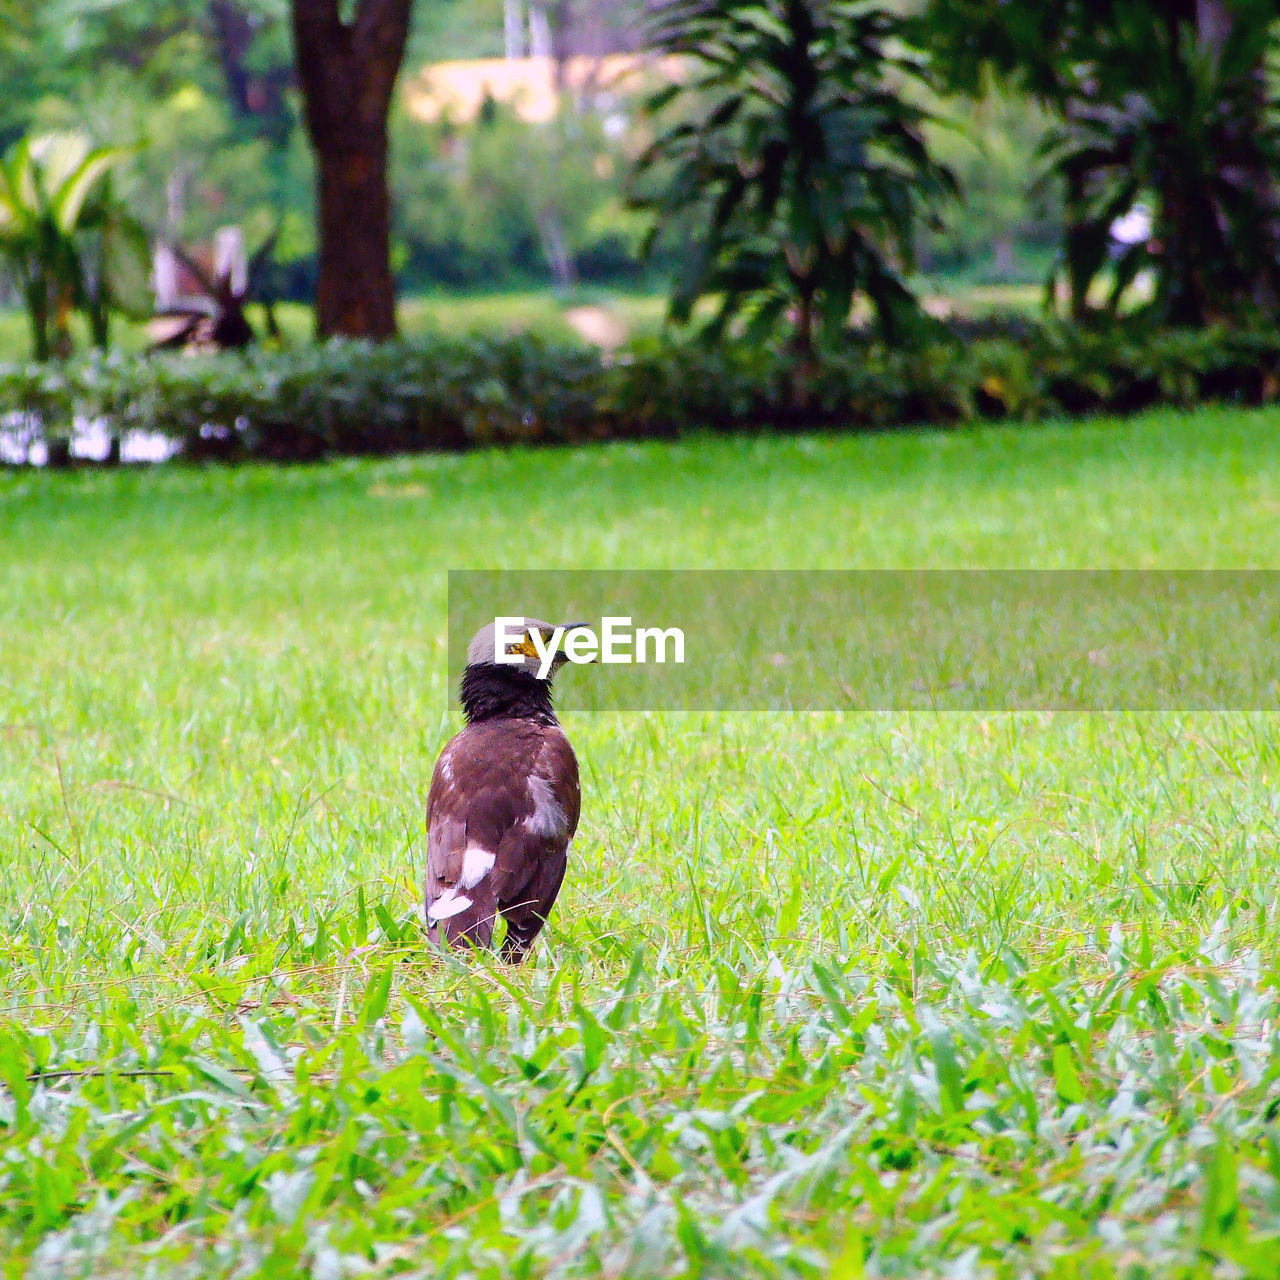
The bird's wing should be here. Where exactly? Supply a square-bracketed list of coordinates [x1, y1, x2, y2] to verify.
[491, 727, 580, 959]
[424, 737, 469, 894]
[540, 726, 581, 838]
[425, 722, 548, 942]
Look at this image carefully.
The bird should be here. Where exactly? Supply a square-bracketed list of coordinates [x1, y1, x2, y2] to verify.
[425, 618, 585, 962]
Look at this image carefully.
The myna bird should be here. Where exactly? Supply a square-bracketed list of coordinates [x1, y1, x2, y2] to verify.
[425, 619, 585, 962]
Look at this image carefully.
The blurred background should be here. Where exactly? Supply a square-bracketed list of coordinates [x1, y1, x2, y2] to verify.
[0, 0, 1066, 354]
[2, 0, 1277, 464]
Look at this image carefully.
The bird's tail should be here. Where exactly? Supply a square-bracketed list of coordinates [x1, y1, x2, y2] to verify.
[426, 884, 498, 954]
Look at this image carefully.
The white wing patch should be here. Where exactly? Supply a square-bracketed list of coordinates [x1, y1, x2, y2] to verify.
[459, 843, 496, 888]
[428, 843, 494, 921]
[427, 888, 473, 921]
[525, 775, 568, 839]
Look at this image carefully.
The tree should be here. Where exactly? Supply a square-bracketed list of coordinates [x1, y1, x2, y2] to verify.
[292, 0, 412, 340]
[919, 78, 1060, 281]
[0, 133, 150, 359]
[631, 0, 955, 355]
[1053, 1, 1280, 326]
[926, 0, 1280, 327]
[209, 0, 294, 140]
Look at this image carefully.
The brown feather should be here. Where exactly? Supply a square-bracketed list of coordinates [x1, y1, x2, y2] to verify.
[425, 718, 579, 960]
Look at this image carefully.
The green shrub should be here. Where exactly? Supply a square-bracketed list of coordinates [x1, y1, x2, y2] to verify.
[4, 323, 1280, 465]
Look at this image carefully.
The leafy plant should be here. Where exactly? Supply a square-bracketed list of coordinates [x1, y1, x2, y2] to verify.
[1045, 1, 1280, 326]
[392, 101, 648, 293]
[150, 227, 284, 351]
[0, 132, 150, 359]
[631, 0, 956, 354]
[6, 320, 1280, 464]
[920, 74, 1060, 282]
[927, 0, 1280, 327]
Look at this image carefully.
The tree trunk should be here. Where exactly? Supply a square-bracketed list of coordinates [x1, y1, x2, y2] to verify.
[211, 0, 292, 133]
[792, 287, 815, 362]
[25, 280, 50, 363]
[1062, 158, 1092, 324]
[315, 141, 396, 336]
[504, 0, 524, 57]
[291, 0, 412, 341]
[211, 0, 259, 117]
[787, 282, 818, 412]
[1157, 171, 1205, 327]
[535, 207, 576, 290]
[993, 235, 1014, 279]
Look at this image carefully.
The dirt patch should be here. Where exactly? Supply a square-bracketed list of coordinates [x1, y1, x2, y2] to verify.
[563, 305, 629, 349]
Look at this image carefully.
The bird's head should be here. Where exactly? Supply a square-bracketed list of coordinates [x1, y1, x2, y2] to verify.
[466, 617, 591, 681]
[461, 617, 591, 725]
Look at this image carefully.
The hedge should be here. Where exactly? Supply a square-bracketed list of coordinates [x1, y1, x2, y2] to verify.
[3, 323, 1280, 465]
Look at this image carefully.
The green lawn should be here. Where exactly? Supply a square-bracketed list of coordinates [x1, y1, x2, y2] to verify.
[4, 408, 1280, 1275]
[0, 291, 668, 360]
[0, 278, 1045, 361]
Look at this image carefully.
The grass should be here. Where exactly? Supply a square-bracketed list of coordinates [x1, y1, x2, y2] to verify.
[0, 291, 667, 361]
[0, 275, 1049, 362]
[4, 406, 1280, 1275]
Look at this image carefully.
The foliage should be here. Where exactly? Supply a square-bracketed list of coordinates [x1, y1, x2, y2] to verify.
[35, 76, 319, 291]
[392, 103, 649, 292]
[927, 0, 1280, 327]
[0, 134, 151, 361]
[5, 410, 1280, 1271]
[6, 319, 1280, 461]
[0, 0, 1068, 307]
[1047, 2, 1280, 326]
[17, 0, 295, 142]
[920, 76, 1060, 282]
[633, 0, 956, 352]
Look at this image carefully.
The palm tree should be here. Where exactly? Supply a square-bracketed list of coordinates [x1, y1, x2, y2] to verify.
[631, 0, 955, 355]
[1045, 3, 1280, 326]
[926, 0, 1280, 328]
[0, 133, 151, 360]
